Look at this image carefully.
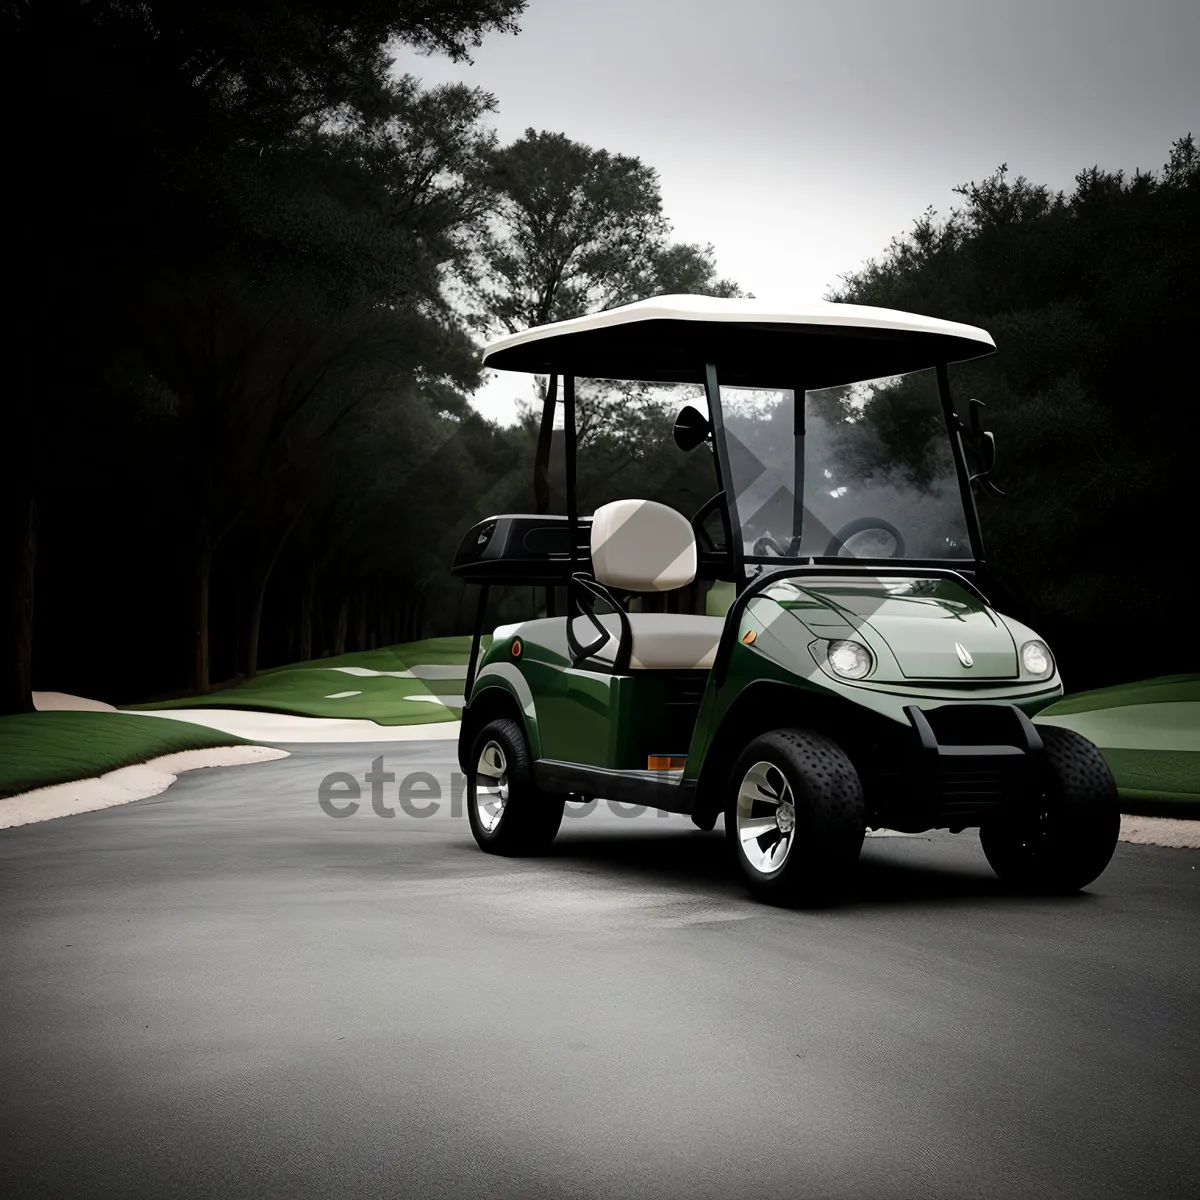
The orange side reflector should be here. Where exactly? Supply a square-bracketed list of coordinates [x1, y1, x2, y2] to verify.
[511, 639, 522, 657]
[742, 629, 757, 644]
[647, 755, 687, 771]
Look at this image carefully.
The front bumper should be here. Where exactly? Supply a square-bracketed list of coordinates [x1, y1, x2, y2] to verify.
[867, 703, 1045, 831]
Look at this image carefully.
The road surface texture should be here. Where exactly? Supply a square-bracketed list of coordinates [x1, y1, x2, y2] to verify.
[1, 741, 1197, 1200]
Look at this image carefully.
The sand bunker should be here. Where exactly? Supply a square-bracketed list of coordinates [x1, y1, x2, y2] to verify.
[1, 746, 290, 829]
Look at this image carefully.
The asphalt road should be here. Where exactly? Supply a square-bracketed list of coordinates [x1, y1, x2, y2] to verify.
[1, 741, 1197, 1200]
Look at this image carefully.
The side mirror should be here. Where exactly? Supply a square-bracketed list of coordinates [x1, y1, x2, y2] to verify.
[673, 404, 711, 452]
[979, 430, 997, 474]
[967, 399, 1004, 497]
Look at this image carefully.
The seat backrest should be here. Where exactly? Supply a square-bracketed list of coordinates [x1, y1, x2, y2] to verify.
[590, 499, 697, 592]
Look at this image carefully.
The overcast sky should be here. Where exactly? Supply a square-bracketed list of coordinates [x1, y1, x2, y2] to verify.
[392, 0, 1198, 423]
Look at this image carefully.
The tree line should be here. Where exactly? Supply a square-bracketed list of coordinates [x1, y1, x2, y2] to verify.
[0, 1, 734, 710]
[831, 139, 1200, 688]
[1, 3, 1194, 710]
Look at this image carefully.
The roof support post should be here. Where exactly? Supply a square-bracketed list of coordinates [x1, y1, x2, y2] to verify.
[533, 373, 558, 515]
[936, 362, 988, 565]
[464, 583, 490, 699]
[564, 374, 579, 570]
[704, 363, 748, 591]
[789, 384, 805, 555]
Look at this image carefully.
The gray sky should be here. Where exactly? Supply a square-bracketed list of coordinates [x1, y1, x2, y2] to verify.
[392, 0, 1198, 423]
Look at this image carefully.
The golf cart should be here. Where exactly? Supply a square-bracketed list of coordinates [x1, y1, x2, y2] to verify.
[450, 295, 1119, 904]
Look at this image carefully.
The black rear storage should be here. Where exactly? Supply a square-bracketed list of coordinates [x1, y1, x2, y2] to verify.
[451, 514, 593, 583]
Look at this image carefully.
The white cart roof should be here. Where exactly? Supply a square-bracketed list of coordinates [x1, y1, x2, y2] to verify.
[482, 294, 996, 389]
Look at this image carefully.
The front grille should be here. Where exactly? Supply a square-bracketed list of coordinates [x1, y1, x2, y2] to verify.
[940, 766, 1005, 798]
[939, 796, 1008, 822]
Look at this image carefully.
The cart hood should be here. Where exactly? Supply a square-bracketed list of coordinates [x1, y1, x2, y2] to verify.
[768, 575, 1019, 680]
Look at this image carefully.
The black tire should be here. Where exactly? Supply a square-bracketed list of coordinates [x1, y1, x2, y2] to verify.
[466, 718, 565, 855]
[725, 729, 865, 906]
[980, 725, 1120, 893]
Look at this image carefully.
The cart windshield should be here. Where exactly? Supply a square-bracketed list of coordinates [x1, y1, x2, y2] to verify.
[720, 367, 973, 563]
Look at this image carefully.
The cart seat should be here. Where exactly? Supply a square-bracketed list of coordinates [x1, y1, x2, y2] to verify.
[490, 500, 729, 671]
[573, 612, 724, 670]
[577, 497, 724, 669]
[496, 613, 724, 671]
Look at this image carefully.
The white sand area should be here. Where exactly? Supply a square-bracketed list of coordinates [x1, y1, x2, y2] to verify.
[19, 694, 1197, 845]
[33, 691, 461, 743]
[1, 746, 290, 829]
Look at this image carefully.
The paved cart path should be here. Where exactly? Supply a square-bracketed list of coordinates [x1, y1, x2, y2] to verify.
[1, 741, 1197, 1200]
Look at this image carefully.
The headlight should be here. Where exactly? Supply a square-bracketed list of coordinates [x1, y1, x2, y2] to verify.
[827, 639, 874, 679]
[1021, 640, 1053, 677]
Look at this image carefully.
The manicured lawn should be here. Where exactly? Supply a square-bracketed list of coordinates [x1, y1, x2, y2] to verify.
[1036, 673, 1200, 715]
[0, 712, 251, 800]
[120, 633, 1200, 818]
[1036, 674, 1200, 814]
[126, 637, 492, 726]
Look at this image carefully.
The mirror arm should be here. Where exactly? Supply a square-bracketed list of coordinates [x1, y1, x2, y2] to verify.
[965, 399, 1006, 497]
[970, 473, 1006, 498]
[968, 398, 986, 441]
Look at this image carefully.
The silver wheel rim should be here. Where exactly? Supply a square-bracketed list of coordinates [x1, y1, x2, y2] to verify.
[474, 741, 509, 833]
[735, 761, 797, 875]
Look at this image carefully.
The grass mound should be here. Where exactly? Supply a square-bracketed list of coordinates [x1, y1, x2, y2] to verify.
[0, 712, 250, 800]
[1037, 673, 1200, 716]
[1036, 674, 1199, 814]
[126, 636, 492, 725]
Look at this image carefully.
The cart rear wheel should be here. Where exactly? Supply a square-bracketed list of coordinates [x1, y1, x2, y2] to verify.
[980, 725, 1119, 893]
[467, 718, 564, 855]
[726, 729, 865, 905]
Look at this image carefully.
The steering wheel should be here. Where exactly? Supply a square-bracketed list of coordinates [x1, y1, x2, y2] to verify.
[824, 517, 906, 559]
[752, 533, 794, 557]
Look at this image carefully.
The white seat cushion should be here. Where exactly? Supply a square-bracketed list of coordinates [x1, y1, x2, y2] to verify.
[571, 613, 724, 670]
[590, 499, 697, 592]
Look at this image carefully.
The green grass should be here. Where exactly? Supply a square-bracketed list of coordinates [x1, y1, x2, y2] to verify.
[1036, 674, 1199, 813]
[126, 636, 493, 726]
[706, 581, 736, 617]
[121, 636, 1200, 817]
[0, 711, 251, 800]
[1036, 673, 1200, 715]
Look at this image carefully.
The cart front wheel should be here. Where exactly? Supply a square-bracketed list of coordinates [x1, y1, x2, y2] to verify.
[726, 729, 865, 905]
[467, 718, 564, 855]
[980, 725, 1120, 893]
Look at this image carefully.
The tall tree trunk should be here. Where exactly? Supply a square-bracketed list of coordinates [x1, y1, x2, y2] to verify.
[189, 523, 213, 695]
[355, 593, 368, 652]
[244, 564, 268, 680]
[2, 491, 38, 714]
[298, 562, 315, 661]
[243, 511, 303, 679]
[333, 595, 349, 656]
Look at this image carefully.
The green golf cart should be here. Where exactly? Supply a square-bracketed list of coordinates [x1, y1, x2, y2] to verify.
[450, 295, 1119, 904]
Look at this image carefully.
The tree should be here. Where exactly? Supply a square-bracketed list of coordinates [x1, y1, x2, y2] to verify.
[0, 0, 527, 710]
[829, 136, 1200, 689]
[466, 128, 739, 526]
[471, 129, 739, 335]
